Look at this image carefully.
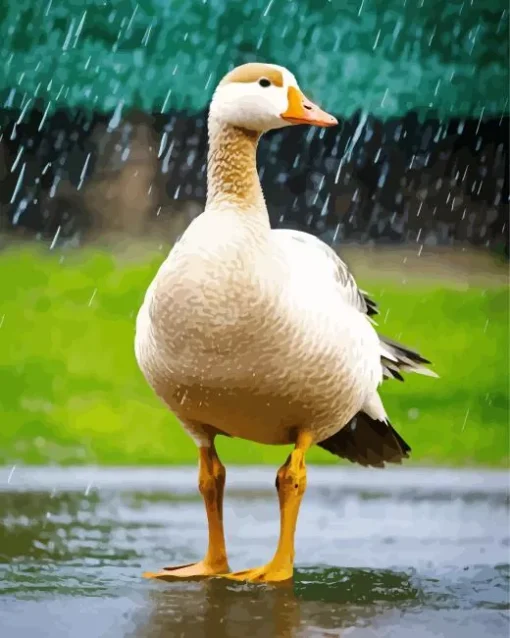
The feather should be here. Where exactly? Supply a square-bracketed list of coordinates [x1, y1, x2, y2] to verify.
[380, 334, 439, 380]
[272, 229, 437, 381]
[318, 412, 411, 468]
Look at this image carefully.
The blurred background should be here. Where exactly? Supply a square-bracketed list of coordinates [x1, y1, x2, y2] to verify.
[0, 0, 508, 468]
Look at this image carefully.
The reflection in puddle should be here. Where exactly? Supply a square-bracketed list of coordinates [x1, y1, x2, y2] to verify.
[132, 581, 302, 638]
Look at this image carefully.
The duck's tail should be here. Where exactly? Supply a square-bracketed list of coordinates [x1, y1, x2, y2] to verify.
[317, 412, 411, 468]
[379, 334, 438, 382]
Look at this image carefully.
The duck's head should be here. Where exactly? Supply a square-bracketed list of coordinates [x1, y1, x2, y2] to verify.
[209, 63, 338, 133]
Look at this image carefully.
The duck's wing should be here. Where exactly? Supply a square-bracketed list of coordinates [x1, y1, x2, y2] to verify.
[272, 228, 437, 382]
[272, 228, 378, 316]
[273, 229, 438, 468]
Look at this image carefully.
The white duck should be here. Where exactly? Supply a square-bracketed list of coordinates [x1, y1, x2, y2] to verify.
[135, 62, 436, 583]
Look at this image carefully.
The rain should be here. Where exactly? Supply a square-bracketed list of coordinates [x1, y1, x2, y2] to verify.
[0, 0, 508, 636]
[0, 1, 506, 250]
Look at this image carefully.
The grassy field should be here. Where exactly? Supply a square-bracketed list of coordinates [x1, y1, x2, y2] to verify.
[0, 242, 508, 468]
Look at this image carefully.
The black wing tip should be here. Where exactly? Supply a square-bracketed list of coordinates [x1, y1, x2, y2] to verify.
[362, 293, 379, 317]
[380, 334, 434, 367]
[384, 367, 405, 382]
[317, 413, 411, 469]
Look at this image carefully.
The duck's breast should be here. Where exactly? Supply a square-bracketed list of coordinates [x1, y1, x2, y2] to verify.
[135, 216, 279, 395]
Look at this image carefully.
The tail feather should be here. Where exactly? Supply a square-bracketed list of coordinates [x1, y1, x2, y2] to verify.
[317, 412, 411, 468]
[379, 334, 438, 381]
[360, 290, 379, 317]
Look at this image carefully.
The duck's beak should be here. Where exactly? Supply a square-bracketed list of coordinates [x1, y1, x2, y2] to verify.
[280, 86, 338, 128]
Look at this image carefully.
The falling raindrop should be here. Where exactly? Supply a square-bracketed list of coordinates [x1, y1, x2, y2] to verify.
[78, 153, 91, 190]
[49, 175, 61, 198]
[12, 198, 28, 225]
[372, 29, 381, 50]
[38, 102, 52, 132]
[62, 18, 76, 52]
[475, 107, 485, 134]
[10, 146, 24, 172]
[108, 101, 124, 132]
[73, 11, 87, 48]
[7, 466, 16, 484]
[10, 163, 26, 203]
[50, 226, 61, 250]
[262, 0, 275, 18]
[461, 408, 470, 432]
[161, 89, 172, 113]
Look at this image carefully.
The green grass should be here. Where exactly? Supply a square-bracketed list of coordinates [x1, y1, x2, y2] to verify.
[0, 243, 508, 467]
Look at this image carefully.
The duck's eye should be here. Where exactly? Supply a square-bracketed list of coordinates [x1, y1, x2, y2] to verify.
[258, 78, 271, 88]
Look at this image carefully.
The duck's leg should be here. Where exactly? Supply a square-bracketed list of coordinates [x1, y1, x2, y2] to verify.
[144, 442, 230, 580]
[221, 430, 312, 583]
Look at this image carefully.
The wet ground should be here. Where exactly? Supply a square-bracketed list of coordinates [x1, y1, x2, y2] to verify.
[0, 466, 508, 637]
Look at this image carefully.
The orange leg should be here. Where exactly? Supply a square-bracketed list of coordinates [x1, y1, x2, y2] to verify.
[221, 431, 313, 583]
[144, 443, 230, 580]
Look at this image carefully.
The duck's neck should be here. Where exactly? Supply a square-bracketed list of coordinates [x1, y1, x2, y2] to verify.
[206, 118, 267, 217]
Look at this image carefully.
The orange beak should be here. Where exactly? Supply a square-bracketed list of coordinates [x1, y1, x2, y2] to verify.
[280, 86, 338, 128]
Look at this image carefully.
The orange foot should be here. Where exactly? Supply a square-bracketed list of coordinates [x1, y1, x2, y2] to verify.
[219, 563, 293, 583]
[143, 559, 229, 581]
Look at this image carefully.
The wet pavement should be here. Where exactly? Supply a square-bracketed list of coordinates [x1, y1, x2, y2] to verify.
[0, 466, 508, 637]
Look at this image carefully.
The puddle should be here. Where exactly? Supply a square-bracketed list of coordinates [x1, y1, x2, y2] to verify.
[0, 466, 508, 637]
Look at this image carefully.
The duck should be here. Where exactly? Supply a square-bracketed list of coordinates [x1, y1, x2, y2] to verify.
[135, 62, 437, 583]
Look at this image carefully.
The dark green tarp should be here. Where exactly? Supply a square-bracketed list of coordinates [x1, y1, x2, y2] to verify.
[0, 0, 508, 117]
